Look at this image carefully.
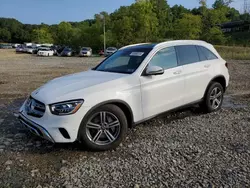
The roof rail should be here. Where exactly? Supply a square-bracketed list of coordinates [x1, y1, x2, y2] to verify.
[155, 40, 208, 48]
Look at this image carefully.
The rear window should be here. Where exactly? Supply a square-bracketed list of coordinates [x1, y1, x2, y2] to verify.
[176, 45, 200, 65]
[82, 47, 90, 51]
[197, 46, 218, 60]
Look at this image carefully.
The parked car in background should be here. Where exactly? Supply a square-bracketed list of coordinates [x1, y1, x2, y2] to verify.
[105, 47, 117, 56]
[79, 47, 92, 57]
[26, 46, 36, 54]
[18, 40, 230, 151]
[50, 45, 58, 55]
[60, 47, 74, 57]
[0, 44, 13, 49]
[16, 45, 25, 53]
[37, 48, 54, 56]
[12, 43, 20, 48]
[99, 50, 105, 56]
[32, 46, 50, 54]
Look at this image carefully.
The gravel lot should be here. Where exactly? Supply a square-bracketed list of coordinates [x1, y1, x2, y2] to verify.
[0, 50, 249, 188]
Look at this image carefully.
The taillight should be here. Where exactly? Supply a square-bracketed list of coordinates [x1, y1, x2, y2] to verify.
[225, 62, 228, 68]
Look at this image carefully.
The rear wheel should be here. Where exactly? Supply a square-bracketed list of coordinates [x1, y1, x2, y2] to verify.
[201, 82, 224, 113]
[79, 104, 128, 151]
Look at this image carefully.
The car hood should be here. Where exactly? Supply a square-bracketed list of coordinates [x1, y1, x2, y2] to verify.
[31, 70, 128, 104]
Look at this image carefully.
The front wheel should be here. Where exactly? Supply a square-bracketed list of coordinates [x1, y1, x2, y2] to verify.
[201, 82, 224, 113]
[79, 104, 128, 151]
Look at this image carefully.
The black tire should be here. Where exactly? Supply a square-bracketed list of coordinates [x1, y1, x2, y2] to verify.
[79, 104, 128, 151]
[200, 82, 224, 113]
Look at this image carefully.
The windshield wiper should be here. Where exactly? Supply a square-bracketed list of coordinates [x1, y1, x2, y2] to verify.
[95, 69, 131, 74]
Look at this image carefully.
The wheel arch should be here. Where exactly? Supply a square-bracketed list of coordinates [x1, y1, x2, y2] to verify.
[204, 75, 227, 97]
[80, 99, 134, 130]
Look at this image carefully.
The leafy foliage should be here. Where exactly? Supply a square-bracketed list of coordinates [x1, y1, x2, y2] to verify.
[31, 28, 53, 43]
[174, 14, 202, 40]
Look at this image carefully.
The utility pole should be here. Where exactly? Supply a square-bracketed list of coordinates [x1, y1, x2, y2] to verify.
[103, 15, 106, 54]
[243, 0, 250, 14]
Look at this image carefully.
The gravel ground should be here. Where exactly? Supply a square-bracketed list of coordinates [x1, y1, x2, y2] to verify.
[0, 50, 249, 188]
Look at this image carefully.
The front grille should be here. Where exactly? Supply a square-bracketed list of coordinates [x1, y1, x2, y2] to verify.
[19, 116, 43, 136]
[25, 97, 45, 118]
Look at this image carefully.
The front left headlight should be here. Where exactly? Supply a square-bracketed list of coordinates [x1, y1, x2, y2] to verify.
[49, 99, 84, 116]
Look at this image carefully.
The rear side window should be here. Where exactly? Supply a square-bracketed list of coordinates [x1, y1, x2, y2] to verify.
[197, 46, 218, 60]
[149, 47, 178, 70]
[176, 45, 200, 65]
[196, 46, 207, 61]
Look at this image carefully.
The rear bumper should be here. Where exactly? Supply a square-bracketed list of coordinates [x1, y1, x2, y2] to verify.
[79, 53, 90, 57]
[18, 113, 55, 143]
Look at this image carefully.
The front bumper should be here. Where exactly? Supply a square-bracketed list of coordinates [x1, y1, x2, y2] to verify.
[18, 113, 55, 143]
[18, 100, 91, 143]
[80, 53, 90, 57]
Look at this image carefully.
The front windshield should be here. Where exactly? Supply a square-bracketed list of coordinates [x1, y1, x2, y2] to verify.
[64, 48, 72, 51]
[107, 47, 117, 51]
[94, 47, 152, 74]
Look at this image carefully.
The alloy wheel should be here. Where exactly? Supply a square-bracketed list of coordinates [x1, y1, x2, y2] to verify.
[209, 87, 222, 109]
[86, 111, 121, 145]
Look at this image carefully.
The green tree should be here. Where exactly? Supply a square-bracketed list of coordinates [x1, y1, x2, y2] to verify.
[55, 22, 74, 45]
[130, 1, 159, 42]
[112, 16, 134, 46]
[149, 0, 172, 39]
[205, 26, 226, 44]
[212, 0, 233, 9]
[0, 28, 11, 42]
[171, 5, 190, 21]
[174, 13, 202, 39]
[31, 28, 53, 43]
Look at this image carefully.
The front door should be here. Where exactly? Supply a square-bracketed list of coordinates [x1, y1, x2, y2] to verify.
[140, 46, 185, 118]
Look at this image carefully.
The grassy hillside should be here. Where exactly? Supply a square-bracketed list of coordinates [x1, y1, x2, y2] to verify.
[215, 45, 250, 60]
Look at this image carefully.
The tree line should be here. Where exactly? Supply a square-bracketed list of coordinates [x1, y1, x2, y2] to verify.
[0, 0, 250, 51]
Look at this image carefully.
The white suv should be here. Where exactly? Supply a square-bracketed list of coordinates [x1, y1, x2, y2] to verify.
[19, 40, 229, 151]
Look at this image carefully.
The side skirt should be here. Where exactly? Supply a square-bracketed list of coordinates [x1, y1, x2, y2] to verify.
[133, 99, 203, 126]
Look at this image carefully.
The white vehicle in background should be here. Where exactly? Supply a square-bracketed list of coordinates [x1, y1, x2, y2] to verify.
[105, 47, 117, 56]
[79, 47, 92, 57]
[19, 40, 229, 151]
[26, 46, 35, 54]
[37, 48, 54, 56]
[13, 43, 20, 48]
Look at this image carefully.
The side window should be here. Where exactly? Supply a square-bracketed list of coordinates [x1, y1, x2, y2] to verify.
[196, 46, 207, 61]
[198, 46, 218, 60]
[176, 45, 200, 65]
[149, 47, 178, 70]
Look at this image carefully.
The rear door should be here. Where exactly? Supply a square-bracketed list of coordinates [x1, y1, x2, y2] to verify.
[140, 46, 185, 118]
[176, 45, 216, 104]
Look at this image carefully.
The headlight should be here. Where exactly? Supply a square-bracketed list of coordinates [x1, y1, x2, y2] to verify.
[49, 99, 84, 115]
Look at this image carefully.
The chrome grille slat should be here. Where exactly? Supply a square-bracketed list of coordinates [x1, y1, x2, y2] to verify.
[25, 97, 45, 118]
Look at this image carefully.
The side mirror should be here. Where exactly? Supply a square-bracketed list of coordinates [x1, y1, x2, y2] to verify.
[145, 66, 164, 76]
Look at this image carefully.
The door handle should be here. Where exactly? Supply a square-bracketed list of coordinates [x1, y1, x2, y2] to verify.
[173, 70, 182, 75]
[204, 64, 211, 68]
